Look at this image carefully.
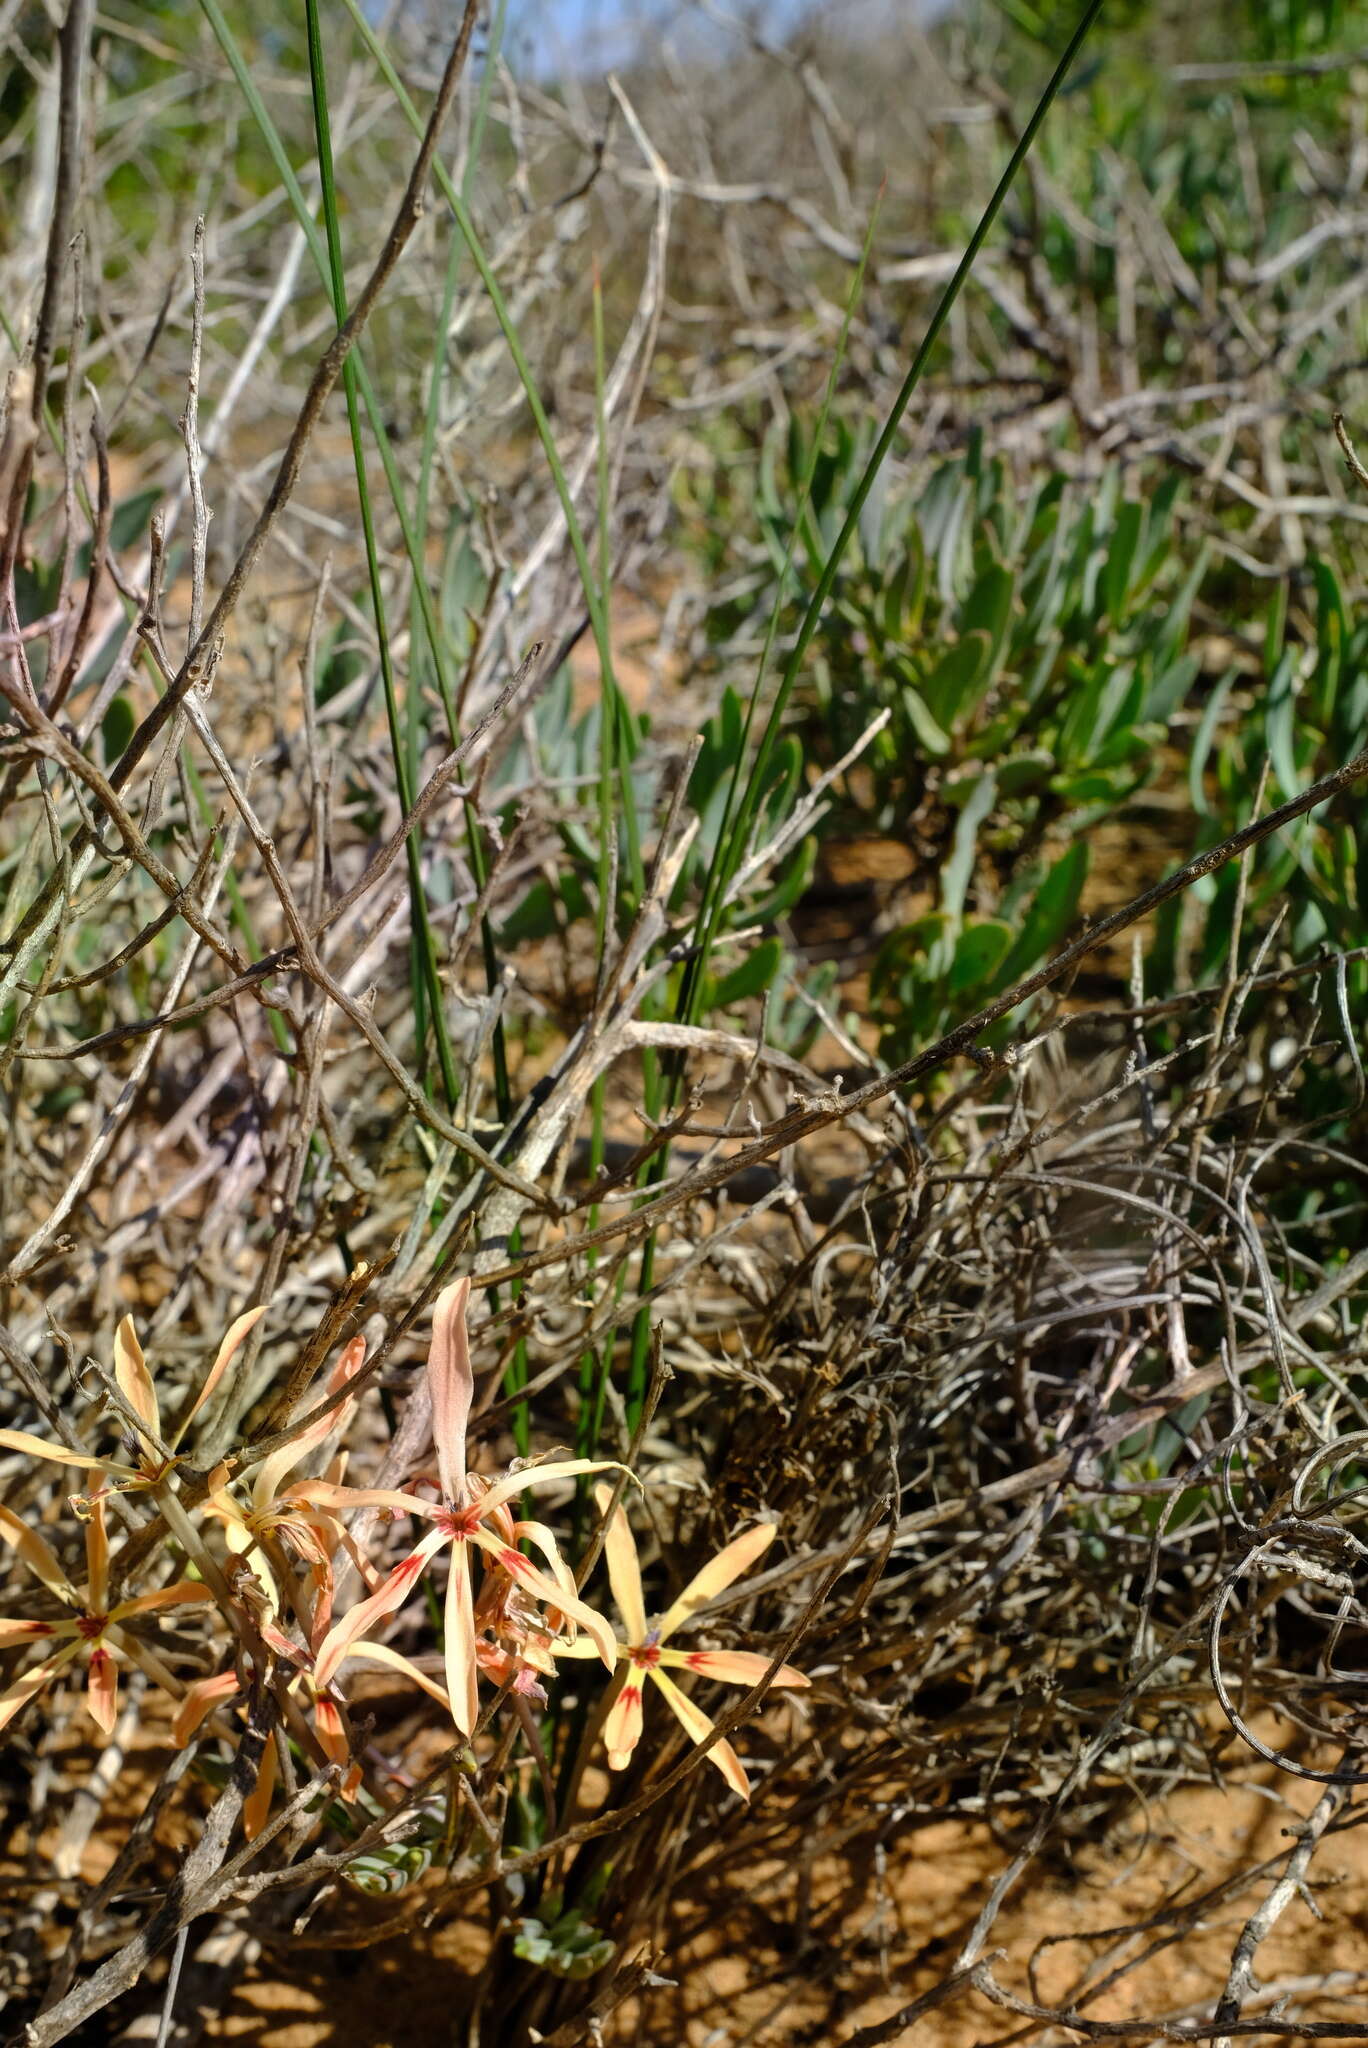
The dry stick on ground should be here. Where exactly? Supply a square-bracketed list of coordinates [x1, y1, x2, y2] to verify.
[970, 1958, 1368, 2041]
[1212, 1777, 1350, 2048]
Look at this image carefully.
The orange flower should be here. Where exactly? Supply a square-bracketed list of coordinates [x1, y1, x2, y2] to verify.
[0, 1493, 211, 1736]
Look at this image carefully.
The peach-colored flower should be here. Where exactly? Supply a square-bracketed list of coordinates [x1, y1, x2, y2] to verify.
[560, 1487, 809, 1799]
[293, 1278, 619, 1736]
[200, 1333, 371, 1650]
[0, 1307, 265, 1508]
[0, 1493, 210, 1736]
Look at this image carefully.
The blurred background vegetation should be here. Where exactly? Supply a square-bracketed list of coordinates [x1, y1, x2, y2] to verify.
[6, 0, 1368, 2039]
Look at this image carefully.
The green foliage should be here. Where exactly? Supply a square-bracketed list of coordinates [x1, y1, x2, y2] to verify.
[512, 1890, 616, 1980]
[1154, 557, 1368, 1067]
[340, 1798, 449, 1896]
[701, 421, 1205, 1056]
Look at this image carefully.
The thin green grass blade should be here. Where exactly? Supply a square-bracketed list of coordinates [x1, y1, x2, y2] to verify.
[302, 0, 461, 1109]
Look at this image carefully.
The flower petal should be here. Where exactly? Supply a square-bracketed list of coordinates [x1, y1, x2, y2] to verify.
[478, 1457, 624, 1520]
[592, 1485, 647, 1645]
[658, 1523, 777, 1643]
[471, 1534, 617, 1670]
[336, 1641, 453, 1714]
[0, 1428, 107, 1473]
[176, 1306, 268, 1446]
[603, 1671, 645, 1770]
[0, 1641, 80, 1732]
[243, 1734, 278, 1841]
[251, 1333, 367, 1510]
[0, 1502, 76, 1600]
[313, 1695, 351, 1771]
[444, 1549, 479, 1737]
[86, 1644, 119, 1734]
[286, 1481, 432, 1519]
[428, 1278, 472, 1506]
[111, 1581, 214, 1620]
[172, 1671, 241, 1747]
[114, 1316, 161, 1448]
[650, 1667, 751, 1799]
[661, 1648, 809, 1689]
[0, 1617, 74, 1647]
[546, 1634, 616, 1661]
[84, 1495, 110, 1612]
[312, 1528, 447, 1690]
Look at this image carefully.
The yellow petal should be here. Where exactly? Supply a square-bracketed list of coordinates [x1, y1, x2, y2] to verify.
[593, 1484, 647, 1645]
[444, 1550, 479, 1737]
[83, 1495, 109, 1611]
[86, 1643, 119, 1735]
[172, 1671, 240, 1747]
[251, 1333, 367, 1508]
[175, 1305, 268, 1446]
[0, 1428, 106, 1472]
[479, 1457, 623, 1519]
[0, 1502, 75, 1600]
[658, 1523, 777, 1642]
[472, 1533, 617, 1671]
[243, 1734, 278, 1841]
[337, 1641, 453, 1714]
[313, 1528, 446, 1690]
[650, 1667, 750, 1799]
[0, 1642, 78, 1732]
[113, 1316, 160, 1447]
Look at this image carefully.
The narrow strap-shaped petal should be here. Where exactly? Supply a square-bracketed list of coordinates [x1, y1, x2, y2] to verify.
[649, 1667, 751, 1800]
[337, 1640, 454, 1714]
[86, 1642, 119, 1734]
[286, 1480, 433, 1519]
[661, 1647, 809, 1688]
[471, 1531, 617, 1670]
[0, 1617, 75, 1647]
[175, 1305, 269, 1447]
[0, 1428, 119, 1473]
[172, 1671, 241, 1747]
[312, 1695, 351, 1772]
[312, 1527, 447, 1690]
[544, 1634, 615, 1661]
[444, 1548, 479, 1737]
[113, 1316, 160, 1448]
[0, 1640, 80, 1733]
[251, 1333, 367, 1509]
[658, 1523, 777, 1643]
[592, 1485, 647, 1645]
[0, 1502, 76, 1601]
[84, 1494, 110, 1612]
[243, 1732, 278, 1842]
[110, 1581, 214, 1621]
[428, 1277, 472, 1505]
[478, 1457, 624, 1520]
[603, 1669, 646, 1771]
[509, 1516, 582, 1626]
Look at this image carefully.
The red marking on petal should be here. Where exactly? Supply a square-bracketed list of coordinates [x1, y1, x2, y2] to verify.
[75, 1613, 107, 1641]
